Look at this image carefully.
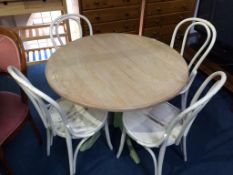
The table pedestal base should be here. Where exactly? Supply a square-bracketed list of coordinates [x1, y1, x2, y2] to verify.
[79, 112, 141, 164]
[80, 131, 101, 152]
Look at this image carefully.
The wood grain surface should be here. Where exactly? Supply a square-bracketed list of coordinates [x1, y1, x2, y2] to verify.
[46, 33, 188, 111]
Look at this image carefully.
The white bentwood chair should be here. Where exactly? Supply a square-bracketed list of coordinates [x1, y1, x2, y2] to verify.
[49, 13, 93, 49]
[49, 13, 113, 174]
[117, 17, 217, 163]
[7, 66, 112, 175]
[117, 71, 226, 175]
[171, 17, 217, 110]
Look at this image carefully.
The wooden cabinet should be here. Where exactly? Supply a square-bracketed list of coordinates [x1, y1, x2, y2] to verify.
[79, 0, 197, 42]
[143, 0, 196, 44]
[79, 0, 142, 34]
[81, 0, 141, 10]
[83, 19, 139, 34]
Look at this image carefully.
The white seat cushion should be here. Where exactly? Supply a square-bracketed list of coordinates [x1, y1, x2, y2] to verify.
[123, 102, 182, 147]
[49, 98, 108, 138]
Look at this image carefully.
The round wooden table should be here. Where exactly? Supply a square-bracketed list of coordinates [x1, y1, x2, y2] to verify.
[46, 33, 188, 112]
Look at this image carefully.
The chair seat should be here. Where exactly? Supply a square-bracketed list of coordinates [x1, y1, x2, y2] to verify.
[0, 91, 28, 144]
[123, 102, 182, 147]
[49, 98, 108, 138]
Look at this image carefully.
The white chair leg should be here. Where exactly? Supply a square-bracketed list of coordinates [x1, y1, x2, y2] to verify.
[46, 129, 51, 156]
[104, 120, 113, 150]
[50, 130, 54, 146]
[158, 144, 168, 175]
[65, 136, 74, 175]
[181, 92, 188, 111]
[73, 137, 89, 174]
[144, 147, 157, 175]
[116, 127, 126, 158]
[182, 136, 188, 162]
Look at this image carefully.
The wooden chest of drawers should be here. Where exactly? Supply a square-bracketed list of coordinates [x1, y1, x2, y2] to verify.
[79, 0, 142, 34]
[79, 0, 196, 42]
[143, 0, 196, 44]
[80, 0, 141, 10]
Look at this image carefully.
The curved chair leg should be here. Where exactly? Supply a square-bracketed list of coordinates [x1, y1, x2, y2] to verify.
[182, 136, 188, 162]
[144, 147, 157, 175]
[50, 130, 54, 146]
[181, 92, 188, 111]
[65, 136, 74, 175]
[27, 113, 43, 144]
[46, 129, 54, 156]
[46, 129, 51, 156]
[73, 137, 90, 174]
[158, 144, 168, 175]
[116, 127, 126, 158]
[0, 147, 12, 175]
[104, 120, 113, 150]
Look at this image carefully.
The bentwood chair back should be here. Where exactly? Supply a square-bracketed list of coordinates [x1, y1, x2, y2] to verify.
[170, 17, 217, 110]
[7, 65, 112, 175]
[117, 71, 226, 175]
[0, 26, 42, 175]
[49, 13, 93, 49]
[157, 71, 226, 175]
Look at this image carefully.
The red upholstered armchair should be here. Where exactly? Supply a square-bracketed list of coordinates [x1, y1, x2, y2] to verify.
[0, 26, 42, 175]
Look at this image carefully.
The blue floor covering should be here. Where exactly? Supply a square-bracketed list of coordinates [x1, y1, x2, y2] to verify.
[0, 63, 233, 175]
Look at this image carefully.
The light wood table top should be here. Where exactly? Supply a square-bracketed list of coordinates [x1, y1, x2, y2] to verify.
[46, 33, 188, 112]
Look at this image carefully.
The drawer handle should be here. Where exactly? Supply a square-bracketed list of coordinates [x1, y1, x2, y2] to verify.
[124, 25, 130, 29]
[182, 4, 187, 9]
[94, 1, 100, 5]
[179, 15, 184, 19]
[95, 30, 101, 33]
[125, 12, 130, 17]
[155, 19, 161, 24]
[177, 35, 183, 40]
[95, 16, 101, 21]
[157, 7, 162, 12]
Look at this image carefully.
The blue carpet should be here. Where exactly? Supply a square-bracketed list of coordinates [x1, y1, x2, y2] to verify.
[0, 63, 233, 175]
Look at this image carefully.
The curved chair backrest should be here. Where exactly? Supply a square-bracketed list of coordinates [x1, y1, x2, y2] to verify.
[158, 71, 226, 175]
[0, 26, 26, 74]
[171, 18, 217, 95]
[171, 17, 216, 75]
[49, 13, 93, 49]
[7, 66, 72, 136]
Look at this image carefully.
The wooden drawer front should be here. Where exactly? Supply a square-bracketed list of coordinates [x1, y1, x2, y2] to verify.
[144, 24, 175, 37]
[81, 0, 141, 10]
[84, 19, 139, 34]
[143, 24, 185, 42]
[144, 11, 193, 28]
[146, 0, 173, 2]
[143, 24, 187, 38]
[159, 35, 171, 44]
[146, 0, 196, 16]
[145, 33, 182, 46]
[83, 5, 140, 24]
